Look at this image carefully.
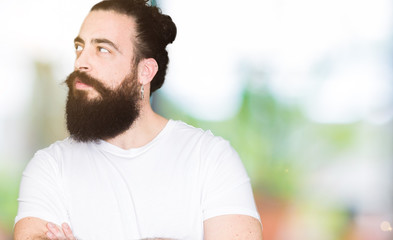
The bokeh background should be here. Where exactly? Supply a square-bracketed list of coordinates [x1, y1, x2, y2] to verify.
[1, 0, 392, 239]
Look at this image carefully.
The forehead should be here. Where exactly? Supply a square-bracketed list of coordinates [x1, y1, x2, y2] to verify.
[79, 10, 136, 52]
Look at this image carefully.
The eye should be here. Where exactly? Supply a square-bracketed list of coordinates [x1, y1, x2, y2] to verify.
[98, 47, 109, 53]
[75, 44, 83, 52]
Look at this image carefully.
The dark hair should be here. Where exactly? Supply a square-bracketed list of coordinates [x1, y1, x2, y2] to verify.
[91, 0, 177, 94]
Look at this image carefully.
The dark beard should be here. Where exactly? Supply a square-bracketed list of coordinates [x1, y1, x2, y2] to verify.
[65, 70, 140, 142]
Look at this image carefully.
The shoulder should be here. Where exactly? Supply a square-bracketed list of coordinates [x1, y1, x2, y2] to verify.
[170, 120, 206, 136]
[26, 138, 87, 172]
[33, 137, 92, 160]
[38, 137, 83, 154]
[170, 120, 238, 163]
[170, 120, 230, 148]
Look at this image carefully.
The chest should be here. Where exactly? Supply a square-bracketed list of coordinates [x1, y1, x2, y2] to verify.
[61, 151, 203, 239]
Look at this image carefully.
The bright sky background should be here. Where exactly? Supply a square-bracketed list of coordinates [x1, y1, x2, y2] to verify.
[0, 0, 392, 123]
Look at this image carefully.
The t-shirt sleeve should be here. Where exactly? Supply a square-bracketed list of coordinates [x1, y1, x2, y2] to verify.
[200, 133, 261, 222]
[15, 150, 69, 225]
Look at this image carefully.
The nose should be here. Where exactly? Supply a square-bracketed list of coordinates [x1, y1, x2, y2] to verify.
[74, 49, 92, 72]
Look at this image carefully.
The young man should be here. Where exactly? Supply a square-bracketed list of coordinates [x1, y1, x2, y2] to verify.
[14, 0, 263, 239]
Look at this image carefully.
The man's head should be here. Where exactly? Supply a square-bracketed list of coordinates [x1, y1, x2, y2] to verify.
[90, 0, 177, 94]
[65, 0, 176, 142]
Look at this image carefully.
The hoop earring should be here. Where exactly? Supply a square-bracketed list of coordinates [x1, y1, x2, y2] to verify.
[140, 85, 144, 100]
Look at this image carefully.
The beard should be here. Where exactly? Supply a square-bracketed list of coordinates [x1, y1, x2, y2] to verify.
[65, 70, 141, 142]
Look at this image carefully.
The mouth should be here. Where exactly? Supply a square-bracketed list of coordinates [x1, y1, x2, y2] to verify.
[75, 79, 92, 90]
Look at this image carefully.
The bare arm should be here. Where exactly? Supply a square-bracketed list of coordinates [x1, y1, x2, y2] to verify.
[204, 214, 263, 240]
[19, 215, 262, 240]
[14, 217, 49, 240]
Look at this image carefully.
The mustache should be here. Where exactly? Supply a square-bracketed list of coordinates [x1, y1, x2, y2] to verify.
[65, 71, 110, 96]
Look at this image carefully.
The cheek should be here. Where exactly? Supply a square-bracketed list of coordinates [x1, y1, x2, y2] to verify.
[94, 67, 121, 87]
[113, 73, 127, 87]
[96, 59, 133, 88]
[103, 72, 127, 89]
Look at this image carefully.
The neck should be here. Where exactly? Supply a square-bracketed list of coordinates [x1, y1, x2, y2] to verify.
[104, 101, 168, 150]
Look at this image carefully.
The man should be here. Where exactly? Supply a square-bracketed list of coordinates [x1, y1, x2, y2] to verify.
[14, 0, 263, 239]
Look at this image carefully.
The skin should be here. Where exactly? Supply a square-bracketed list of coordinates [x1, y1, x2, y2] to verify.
[13, 10, 263, 240]
[204, 215, 263, 240]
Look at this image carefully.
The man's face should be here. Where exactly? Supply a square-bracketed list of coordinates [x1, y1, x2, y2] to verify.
[73, 10, 137, 98]
[65, 10, 142, 142]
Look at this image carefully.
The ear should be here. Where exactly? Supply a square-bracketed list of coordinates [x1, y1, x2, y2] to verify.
[138, 58, 158, 85]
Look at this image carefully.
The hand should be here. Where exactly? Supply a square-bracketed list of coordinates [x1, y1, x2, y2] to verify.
[46, 222, 76, 240]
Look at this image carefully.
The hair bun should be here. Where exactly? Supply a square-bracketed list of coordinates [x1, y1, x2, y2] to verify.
[159, 14, 177, 45]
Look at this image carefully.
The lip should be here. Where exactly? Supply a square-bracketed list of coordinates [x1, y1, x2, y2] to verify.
[75, 80, 92, 90]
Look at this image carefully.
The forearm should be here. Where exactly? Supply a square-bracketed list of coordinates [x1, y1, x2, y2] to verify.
[204, 215, 263, 240]
[45, 222, 178, 240]
[14, 217, 50, 240]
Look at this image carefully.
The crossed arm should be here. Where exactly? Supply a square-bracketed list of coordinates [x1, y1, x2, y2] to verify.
[14, 215, 263, 240]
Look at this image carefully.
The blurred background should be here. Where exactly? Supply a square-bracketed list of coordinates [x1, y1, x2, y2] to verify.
[0, 0, 392, 239]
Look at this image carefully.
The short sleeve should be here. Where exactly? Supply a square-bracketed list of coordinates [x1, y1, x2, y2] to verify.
[15, 150, 69, 225]
[200, 134, 260, 221]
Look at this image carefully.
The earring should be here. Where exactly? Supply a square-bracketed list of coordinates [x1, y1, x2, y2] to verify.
[140, 85, 144, 100]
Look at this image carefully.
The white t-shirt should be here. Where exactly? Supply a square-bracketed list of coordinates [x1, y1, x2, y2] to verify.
[16, 120, 260, 240]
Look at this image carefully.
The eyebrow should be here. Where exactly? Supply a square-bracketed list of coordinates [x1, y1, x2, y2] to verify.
[74, 36, 122, 54]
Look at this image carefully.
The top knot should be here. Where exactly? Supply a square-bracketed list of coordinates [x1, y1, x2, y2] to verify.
[148, 7, 177, 46]
[157, 14, 177, 45]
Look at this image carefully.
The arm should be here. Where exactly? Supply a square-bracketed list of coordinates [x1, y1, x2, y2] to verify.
[199, 136, 263, 239]
[204, 214, 263, 240]
[14, 217, 49, 240]
[15, 151, 69, 239]
[41, 216, 263, 240]
[15, 218, 75, 240]
[44, 223, 174, 240]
